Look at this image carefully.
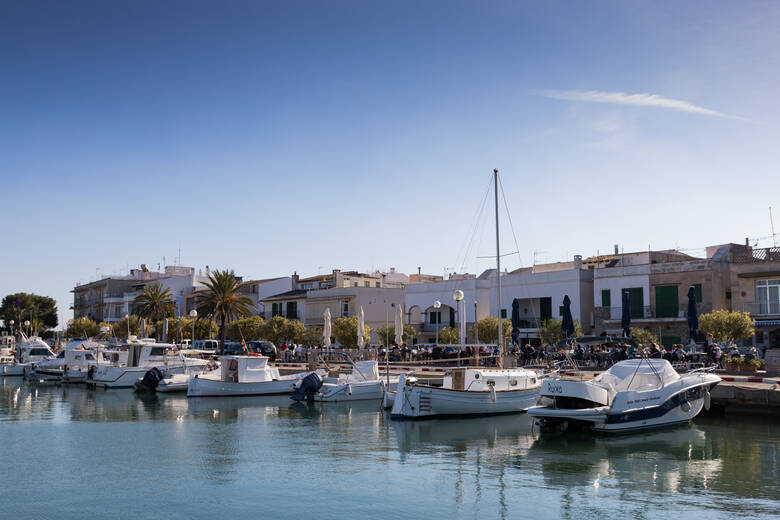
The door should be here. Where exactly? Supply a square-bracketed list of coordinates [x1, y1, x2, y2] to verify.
[655, 286, 679, 318]
[539, 297, 552, 321]
[623, 288, 644, 319]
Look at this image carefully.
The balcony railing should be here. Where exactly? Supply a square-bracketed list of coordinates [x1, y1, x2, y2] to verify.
[596, 302, 712, 321]
[742, 302, 780, 316]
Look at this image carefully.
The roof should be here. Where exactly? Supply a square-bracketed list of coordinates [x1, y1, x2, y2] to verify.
[241, 276, 287, 285]
[261, 289, 308, 302]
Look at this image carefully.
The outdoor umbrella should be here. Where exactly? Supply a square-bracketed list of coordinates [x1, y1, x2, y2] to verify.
[357, 306, 365, 349]
[511, 298, 521, 346]
[323, 308, 332, 347]
[621, 291, 631, 337]
[394, 305, 403, 347]
[162, 318, 168, 343]
[140, 319, 146, 339]
[561, 295, 575, 338]
[687, 286, 699, 344]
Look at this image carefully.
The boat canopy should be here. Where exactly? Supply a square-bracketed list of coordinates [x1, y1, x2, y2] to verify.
[594, 359, 679, 392]
[348, 361, 379, 382]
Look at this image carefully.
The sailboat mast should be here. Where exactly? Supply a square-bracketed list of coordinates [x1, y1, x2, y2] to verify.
[494, 168, 503, 368]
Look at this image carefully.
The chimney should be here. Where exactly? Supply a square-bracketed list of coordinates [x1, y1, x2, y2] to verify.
[574, 255, 582, 269]
[291, 272, 299, 288]
[745, 237, 750, 247]
[614, 244, 619, 255]
[418, 266, 421, 276]
[205, 265, 210, 276]
[390, 267, 395, 273]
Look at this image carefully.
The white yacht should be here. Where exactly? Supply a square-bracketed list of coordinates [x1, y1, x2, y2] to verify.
[155, 361, 220, 393]
[311, 361, 395, 402]
[187, 355, 319, 398]
[29, 348, 104, 383]
[391, 367, 541, 419]
[87, 341, 208, 389]
[528, 359, 721, 434]
[1, 337, 54, 376]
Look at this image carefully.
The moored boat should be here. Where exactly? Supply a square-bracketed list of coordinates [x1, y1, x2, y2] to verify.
[187, 355, 320, 398]
[527, 358, 720, 434]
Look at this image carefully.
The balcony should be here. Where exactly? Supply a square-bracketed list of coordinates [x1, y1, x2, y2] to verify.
[421, 323, 453, 332]
[742, 302, 780, 316]
[596, 302, 712, 321]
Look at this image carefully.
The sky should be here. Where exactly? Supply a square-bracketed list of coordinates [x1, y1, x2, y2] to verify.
[1, 1, 779, 327]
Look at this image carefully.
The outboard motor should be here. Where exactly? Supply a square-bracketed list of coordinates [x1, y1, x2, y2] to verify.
[134, 367, 164, 393]
[290, 372, 323, 402]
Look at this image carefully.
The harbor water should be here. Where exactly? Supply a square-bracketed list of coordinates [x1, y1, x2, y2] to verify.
[1, 379, 778, 520]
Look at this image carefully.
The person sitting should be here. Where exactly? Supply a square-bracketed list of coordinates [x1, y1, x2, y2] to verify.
[612, 347, 628, 362]
[745, 345, 758, 361]
[728, 345, 740, 359]
[674, 344, 687, 363]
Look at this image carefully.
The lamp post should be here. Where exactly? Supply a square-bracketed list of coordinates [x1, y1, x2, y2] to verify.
[24, 320, 30, 336]
[453, 289, 464, 346]
[124, 314, 130, 338]
[474, 300, 479, 344]
[9, 320, 14, 339]
[433, 300, 441, 346]
[189, 309, 198, 345]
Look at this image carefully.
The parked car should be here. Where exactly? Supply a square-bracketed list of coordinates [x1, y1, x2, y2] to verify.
[222, 340, 278, 361]
[192, 339, 219, 352]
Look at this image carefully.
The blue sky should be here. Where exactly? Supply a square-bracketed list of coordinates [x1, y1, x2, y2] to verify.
[1, 1, 779, 326]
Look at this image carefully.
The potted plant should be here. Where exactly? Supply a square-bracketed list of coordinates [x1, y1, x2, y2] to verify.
[725, 357, 741, 373]
[742, 358, 761, 373]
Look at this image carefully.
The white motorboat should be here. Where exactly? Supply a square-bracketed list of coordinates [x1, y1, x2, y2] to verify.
[156, 361, 220, 393]
[391, 367, 541, 419]
[187, 355, 319, 398]
[313, 361, 396, 402]
[528, 358, 721, 434]
[87, 341, 208, 389]
[1, 337, 55, 377]
[30, 348, 105, 383]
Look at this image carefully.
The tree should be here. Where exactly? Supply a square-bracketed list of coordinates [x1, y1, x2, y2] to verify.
[631, 328, 659, 346]
[299, 326, 323, 346]
[259, 315, 305, 347]
[196, 269, 256, 354]
[226, 316, 266, 341]
[132, 284, 176, 321]
[374, 324, 416, 346]
[698, 310, 755, 344]
[538, 318, 583, 347]
[65, 317, 101, 338]
[1, 292, 58, 331]
[331, 316, 371, 349]
[438, 326, 460, 345]
[469, 317, 512, 344]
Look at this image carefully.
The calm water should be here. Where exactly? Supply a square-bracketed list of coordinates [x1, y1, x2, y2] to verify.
[1, 379, 778, 520]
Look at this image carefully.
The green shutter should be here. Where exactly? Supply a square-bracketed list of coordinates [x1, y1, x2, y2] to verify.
[655, 285, 679, 318]
[623, 288, 644, 319]
[500, 309, 507, 319]
[693, 284, 702, 303]
[559, 306, 564, 317]
[601, 289, 610, 307]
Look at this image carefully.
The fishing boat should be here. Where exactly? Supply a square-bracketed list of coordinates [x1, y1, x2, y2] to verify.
[312, 361, 395, 402]
[527, 358, 721, 433]
[187, 355, 320, 398]
[29, 348, 106, 383]
[391, 169, 542, 419]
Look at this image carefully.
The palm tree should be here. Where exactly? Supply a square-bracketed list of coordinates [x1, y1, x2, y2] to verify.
[132, 284, 176, 321]
[196, 269, 255, 354]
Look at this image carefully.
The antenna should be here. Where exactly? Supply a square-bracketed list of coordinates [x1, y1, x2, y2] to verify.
[770, 206, 777, 247]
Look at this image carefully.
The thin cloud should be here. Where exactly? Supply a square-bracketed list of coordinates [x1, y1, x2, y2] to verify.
[542, 89, 744, 120]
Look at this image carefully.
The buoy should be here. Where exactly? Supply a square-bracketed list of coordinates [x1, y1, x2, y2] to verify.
[704, 389, 711, 411]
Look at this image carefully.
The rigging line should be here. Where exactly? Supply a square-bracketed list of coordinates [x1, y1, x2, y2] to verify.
[454, 175, 492, 273]
[456, 174, 494, 273]
[498, 174, 542, 335]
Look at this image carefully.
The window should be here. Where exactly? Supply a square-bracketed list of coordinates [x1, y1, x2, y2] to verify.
[375, 282, 380, 288]
[354, 282, 358, 287]
[693, 284, 702, 303]
[756, 279, 780, 315]
[601, 289, 610, 307]
[430, 311, 441, 324]
[501, 309, 507, 319]
[30, 348, 51, 356]
[342, 302, 349, 316]
[559, 306, 564, 317]
[364, 281, 370, 287]
[272, 302, 281, 316]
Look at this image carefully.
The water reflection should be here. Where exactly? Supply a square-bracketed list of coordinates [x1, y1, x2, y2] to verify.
[1, 378, 778, 519]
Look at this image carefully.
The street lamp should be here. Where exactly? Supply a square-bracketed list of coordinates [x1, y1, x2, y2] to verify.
[124, 314, 130, 338]
[9, 320, 14, 338]
[474, 300, 479, 344]
[453, 290, 464, 347]
[189, 309, 198, 345]
[433, 300, 441, 346]
[24, 320, 30, 336]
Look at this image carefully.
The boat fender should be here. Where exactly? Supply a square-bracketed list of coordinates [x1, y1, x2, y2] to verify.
[703, 389, 711, 411]
[489, 384, 496, 403]
[347, 383, 352, 395]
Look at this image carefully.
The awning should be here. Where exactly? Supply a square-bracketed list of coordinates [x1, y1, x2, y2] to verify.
[755, 319, 780, 326]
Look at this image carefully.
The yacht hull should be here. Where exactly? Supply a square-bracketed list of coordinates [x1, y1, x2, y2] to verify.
[313, 380, 387, 402]
[187, 374, 303, 397]
[391, 384, 541, 419]
[1, 363, 26, 377]
[88, 364, 190, 389]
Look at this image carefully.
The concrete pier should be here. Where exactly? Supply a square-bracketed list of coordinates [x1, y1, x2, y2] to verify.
[710, 381, 780, 416]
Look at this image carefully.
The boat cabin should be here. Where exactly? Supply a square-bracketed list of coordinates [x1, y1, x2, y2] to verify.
[219, 355, 280, 383]
[443, 368, 538, 392]
[125, 343, 178, 367]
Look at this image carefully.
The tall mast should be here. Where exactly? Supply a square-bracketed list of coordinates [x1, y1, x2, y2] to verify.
[494, 168, 503, 368]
